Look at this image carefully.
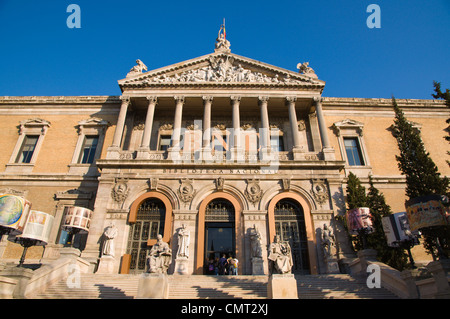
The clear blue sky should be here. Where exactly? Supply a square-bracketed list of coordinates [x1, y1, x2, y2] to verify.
[0, 0, 449, 99]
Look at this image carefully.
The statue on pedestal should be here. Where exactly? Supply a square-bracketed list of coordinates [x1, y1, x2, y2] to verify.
[249, 224, 262, 258]
[102, 222, 118, 257]
[176, 224, 190, 258]
[322, 223, 336, 260]
[268, 235, 293, 274]
[147, 235, 172, 274]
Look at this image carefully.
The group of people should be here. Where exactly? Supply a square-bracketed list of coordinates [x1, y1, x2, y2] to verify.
[206, 254, 239, 275]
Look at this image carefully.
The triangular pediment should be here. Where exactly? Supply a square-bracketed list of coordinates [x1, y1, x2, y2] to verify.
[118, 52, 325, 91]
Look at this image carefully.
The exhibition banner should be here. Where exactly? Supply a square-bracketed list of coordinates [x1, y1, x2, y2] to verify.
[346, 207, 374, 235]
[405, 195, 449, 231]
[0, 194, 32, 235]
[62, 206, 93, 233]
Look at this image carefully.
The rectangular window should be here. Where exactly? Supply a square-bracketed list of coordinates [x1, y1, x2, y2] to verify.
[159, 135, 171, 151]
[79, 136, 99, 164]
[16, 135, 39, 163]
[271, 135, 284, 152]
[212, 133, 228, 152]
[344, 137, 364, 166]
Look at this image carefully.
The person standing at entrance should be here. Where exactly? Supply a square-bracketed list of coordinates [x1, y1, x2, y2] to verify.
[218, 254, 228, 275]
[230, 256, 238, 275]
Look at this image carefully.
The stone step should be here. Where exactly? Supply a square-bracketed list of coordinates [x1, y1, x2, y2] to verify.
[34, 273, 399, 299]
[295, 274, 399, 299]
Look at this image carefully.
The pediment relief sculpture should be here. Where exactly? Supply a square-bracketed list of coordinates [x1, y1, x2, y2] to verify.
[121, 53, 324, 88]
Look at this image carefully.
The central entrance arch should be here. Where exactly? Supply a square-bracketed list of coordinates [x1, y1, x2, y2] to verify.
[268, 192, 318, 274]
[196, 192, 242, 275]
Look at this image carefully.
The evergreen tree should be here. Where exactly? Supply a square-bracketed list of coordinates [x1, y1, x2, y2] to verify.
[366, 176, 408, 270]
[346, 172, 367, 209]
[391, 96, 449, 199]
[432, 81, 450, 165]
[391, 96, 449, 258]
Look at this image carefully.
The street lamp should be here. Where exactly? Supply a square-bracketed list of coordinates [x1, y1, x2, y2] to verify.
[8, 210, 54, 267]
[406, 195, 449, 260]
[382, 212, 419, 268]
[346, 207, 374, 249]
[0, 194, 32, 240]
[61, 206, 93, 249]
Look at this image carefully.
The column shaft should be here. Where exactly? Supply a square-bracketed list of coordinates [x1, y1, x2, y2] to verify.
[287, 96, 301, 148]
[314, 97, 331, 149]
[259, 96, 270, 149]
[172, 96, 185, 149]
[140, 96, 157, 149]
[202, 96, 213, 149]
[231, 96, 241, 148]
[111, 96, 130, 147]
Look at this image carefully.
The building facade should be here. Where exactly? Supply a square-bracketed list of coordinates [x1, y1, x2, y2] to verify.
[0, 36, 448, 275]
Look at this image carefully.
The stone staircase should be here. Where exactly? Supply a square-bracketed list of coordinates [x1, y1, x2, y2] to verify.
[32, 273, 399, 299]
[296, 274, 399, 299]
[34, 274, 139, 299]
[168, 275, 268, 299]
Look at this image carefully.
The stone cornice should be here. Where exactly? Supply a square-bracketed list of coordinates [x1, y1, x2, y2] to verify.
[322, 97, 447, 110]
[0, 95, 121, 105]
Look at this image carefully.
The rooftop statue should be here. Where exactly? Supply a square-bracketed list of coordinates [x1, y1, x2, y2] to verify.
[127, 59, 148, 77]
[297, 62, 318, 79]
[215, 20, 230, 52]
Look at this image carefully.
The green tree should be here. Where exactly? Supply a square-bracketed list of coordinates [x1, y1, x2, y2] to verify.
[432, 81, 450, 165]
[366, 176, 408, 270]
[391, 96, 449, 258]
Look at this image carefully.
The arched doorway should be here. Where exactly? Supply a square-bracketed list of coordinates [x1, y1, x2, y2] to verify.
[204, 199, 235, 273]
[268, 192, 318, 274]
[122, 192, 173, 274]
[196, 192, 242, 275]
[274, 199, 309, 274]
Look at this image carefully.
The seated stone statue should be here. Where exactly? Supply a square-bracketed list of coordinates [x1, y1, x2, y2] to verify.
[147, 234, 172, 274]
[268, 235, 293, 274]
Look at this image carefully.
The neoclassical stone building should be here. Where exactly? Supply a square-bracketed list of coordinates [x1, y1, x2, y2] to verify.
[0, 34, 448, 276]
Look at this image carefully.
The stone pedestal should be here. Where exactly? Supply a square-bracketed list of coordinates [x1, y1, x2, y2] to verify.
[96, 255, 115, 274]
[59, 247, 81, 259]
[267, 274, 298, 299]
[427, 259, 450, 299]
[251, 257, 265, 275]
[357, 249, 377, 275]
[0, 276, 18, 299]
[174, 257, 189, 275]
[137, 273, 169, 299]
[325, 258, 340, 274]
[1, 266, 34, 299]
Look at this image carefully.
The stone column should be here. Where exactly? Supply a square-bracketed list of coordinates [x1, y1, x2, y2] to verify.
[230, 96, 243, 161]
[259, 96, 270, 149]
[140, 96, 157, 149]
[231, 96, 241, 148]
[202, 96, 213, 161]
[168, 96, 184, 161]
[137, 96, 157, 159]
[171, 96, 185, 149]
[202, 96, 213, 149]
[313, 97, 335, 160]
[111, 96, 130, 148]
[286, 96, 303, 152]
